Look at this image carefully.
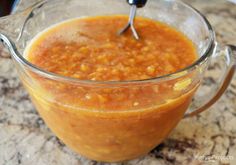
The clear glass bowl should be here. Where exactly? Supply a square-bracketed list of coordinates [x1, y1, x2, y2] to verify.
[0, 0, 235, 162]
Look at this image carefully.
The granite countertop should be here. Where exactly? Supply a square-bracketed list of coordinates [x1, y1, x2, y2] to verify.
[0, 0, 236, 165]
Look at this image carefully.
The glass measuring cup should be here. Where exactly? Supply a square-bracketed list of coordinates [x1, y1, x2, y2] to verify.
[0, 0, 235, 162]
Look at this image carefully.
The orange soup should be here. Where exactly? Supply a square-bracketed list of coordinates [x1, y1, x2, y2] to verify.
[23, 16, 198, 162]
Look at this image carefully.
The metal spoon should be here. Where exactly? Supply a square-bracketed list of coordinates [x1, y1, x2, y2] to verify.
[118, 0, 147, 40]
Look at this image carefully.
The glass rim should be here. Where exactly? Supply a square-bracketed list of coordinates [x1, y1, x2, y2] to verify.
[10, 0, 215, 86]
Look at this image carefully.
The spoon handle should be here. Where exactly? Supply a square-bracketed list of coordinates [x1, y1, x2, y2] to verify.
[127, 0, 147, 8]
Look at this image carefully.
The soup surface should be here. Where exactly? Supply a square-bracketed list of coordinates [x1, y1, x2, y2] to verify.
[25, 16, 197, 81]
[23, 16, 199, 162]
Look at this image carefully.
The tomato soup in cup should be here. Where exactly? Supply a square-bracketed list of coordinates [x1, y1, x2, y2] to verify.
[1, 0, 235, 163]
[22, 16, 198, 162]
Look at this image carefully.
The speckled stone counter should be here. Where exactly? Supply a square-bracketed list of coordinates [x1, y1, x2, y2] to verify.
[0, 0, 236, 165]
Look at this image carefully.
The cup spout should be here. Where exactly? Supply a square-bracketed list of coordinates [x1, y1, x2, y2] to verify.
[0, 0, 46, 42]
[0, 33, 19, 58]
[0, 8, 33, 42]
[0, 9, 32, 58]
[0, 14, 20, 41]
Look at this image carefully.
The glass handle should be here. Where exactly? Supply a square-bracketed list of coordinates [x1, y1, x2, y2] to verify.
[184, 44, 236, 118]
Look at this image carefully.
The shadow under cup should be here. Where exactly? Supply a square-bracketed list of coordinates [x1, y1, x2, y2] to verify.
[6, 0, 216, 162]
